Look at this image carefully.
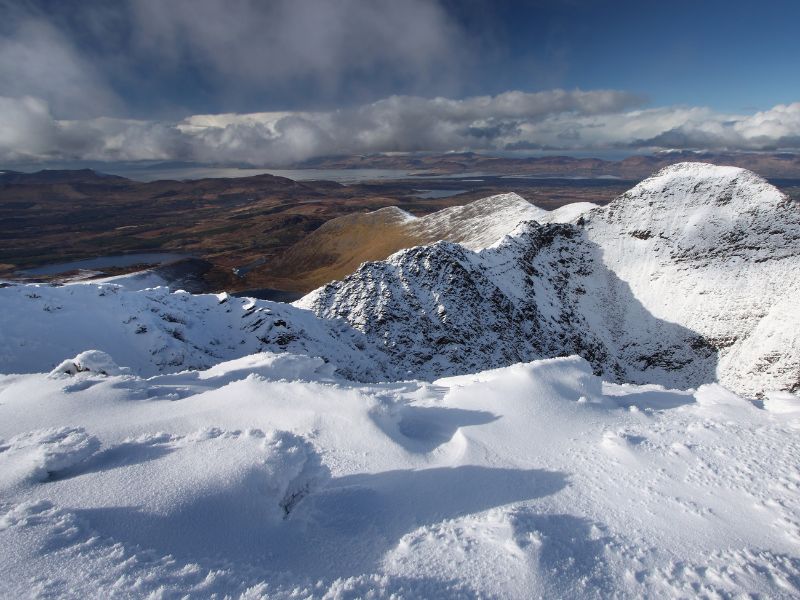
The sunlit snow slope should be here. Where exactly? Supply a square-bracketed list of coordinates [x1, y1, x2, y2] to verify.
[1, 354, 798, 598]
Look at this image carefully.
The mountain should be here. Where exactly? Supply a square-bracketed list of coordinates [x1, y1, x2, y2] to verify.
[582, 163, 800, 396]
[1, 163, 797, 396]
[299, 151, 800, 179]
[299, 163, 800, 395]
[262, 193, 598, 292]
[0, 168, 130, 186]
[0, 283, 395, 381]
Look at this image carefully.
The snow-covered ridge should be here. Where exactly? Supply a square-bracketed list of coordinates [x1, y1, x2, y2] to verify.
[252, 192, 597, 294]
[402, 192, 596, 251]
[300, 163, 800, 395]
[0, 163, 797, 395]
[0, 284, 395, 381]
[324, 193, 597, 254]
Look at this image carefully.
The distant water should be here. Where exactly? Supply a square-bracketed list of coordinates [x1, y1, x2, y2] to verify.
[21, 253, 190, 276]
[499, 174, 623, 180]
[414, 189, 467, 199]
[105, 166, 426, 184]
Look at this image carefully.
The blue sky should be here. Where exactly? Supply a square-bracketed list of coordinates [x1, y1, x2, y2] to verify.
[1, 0, 799, 165]
[462, 0, 800, 112]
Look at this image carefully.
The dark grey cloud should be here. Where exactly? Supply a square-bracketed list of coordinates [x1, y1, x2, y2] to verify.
[0, 0, 474, 118]
[0, 13, 122, 118]
[130, 0, 467, 99]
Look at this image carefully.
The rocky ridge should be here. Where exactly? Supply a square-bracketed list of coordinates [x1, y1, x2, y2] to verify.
[299, 163, 800, 395]
[1, 163, 796, 395]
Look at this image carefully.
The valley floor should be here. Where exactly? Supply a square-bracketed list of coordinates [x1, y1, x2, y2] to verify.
[1, 352, 799, 598]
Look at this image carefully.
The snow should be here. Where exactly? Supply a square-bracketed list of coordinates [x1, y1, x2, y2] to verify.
[81, 269, 169, 291]
[0, 283, 394, 381]
[301, 163, 800, 396]
[49, 349, 130, 377]
[583, 162, 800, 395]
[538, 200, 598, 224]
[407, 192, 548, 250]
[1, 163, 799, 597]
[0, 427, 101, 485]
[1, 352, 798, 598]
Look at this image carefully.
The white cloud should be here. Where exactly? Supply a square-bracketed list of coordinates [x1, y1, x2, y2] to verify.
[2, 93, 800, 165]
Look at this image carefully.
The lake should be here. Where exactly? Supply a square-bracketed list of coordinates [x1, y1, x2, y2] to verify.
[104, 166, 427, 184]
[21, 253, 191, 276]
[414, 189, 467, 199]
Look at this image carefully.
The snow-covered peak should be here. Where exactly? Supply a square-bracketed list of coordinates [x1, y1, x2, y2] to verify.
[407, 192, 547, 251]
[584, 163, 800, 394]
[301, 163, 800, 394]
[590, 162, 795, 263]
[612, 162, 786, 221]
[629, 161, 773, 197]
[403, 192, 599, 251]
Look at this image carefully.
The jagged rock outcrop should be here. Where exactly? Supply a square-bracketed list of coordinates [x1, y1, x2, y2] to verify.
[299, 163, 800, 395]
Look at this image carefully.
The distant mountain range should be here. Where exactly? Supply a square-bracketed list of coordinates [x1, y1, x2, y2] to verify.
[299, 151, 800, 179]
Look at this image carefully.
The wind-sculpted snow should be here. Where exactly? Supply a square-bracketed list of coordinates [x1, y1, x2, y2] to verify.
[0, 427, 101, 485]
[301, 163, 800, 395]
[1, 353, 798, 597]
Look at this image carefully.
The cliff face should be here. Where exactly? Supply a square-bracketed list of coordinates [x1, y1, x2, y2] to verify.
[583, 163, 800, 395]
[300, 163, 800, 395]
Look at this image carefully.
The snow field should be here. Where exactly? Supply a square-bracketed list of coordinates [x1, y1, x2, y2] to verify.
[1, 352, 798, 598]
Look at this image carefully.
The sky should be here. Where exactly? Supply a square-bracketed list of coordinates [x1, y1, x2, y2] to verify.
[1, 0, 799, 166]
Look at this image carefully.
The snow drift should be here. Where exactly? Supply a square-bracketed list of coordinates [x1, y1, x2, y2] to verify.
[1, 352, 798, 598]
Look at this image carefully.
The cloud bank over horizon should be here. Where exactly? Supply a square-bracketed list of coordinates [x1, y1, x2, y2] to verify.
[2, 92, 800, 166]
[1, 0, 799, 166]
